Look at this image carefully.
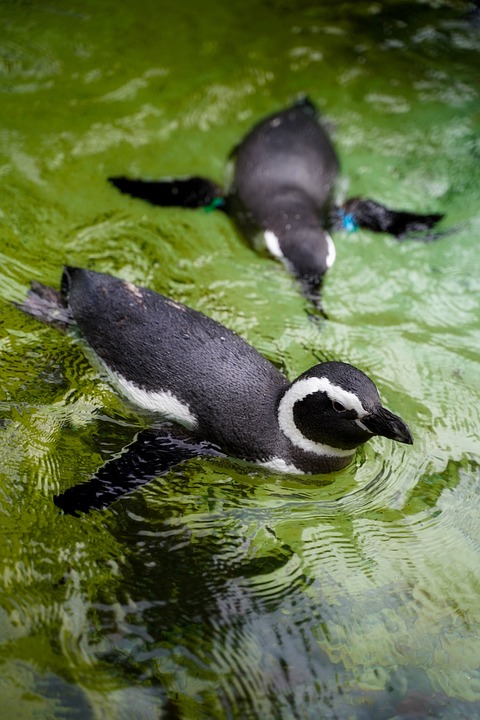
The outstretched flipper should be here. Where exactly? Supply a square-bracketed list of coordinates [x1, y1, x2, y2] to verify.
[54, 428, 224, 515]
[336, 197, 444, 240]
[109, 176, 225, 210]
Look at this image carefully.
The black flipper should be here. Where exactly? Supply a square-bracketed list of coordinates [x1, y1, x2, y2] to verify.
[108, 176, 226, 210]
[336, 197, 444, 240]
[54, 428, 224, 515]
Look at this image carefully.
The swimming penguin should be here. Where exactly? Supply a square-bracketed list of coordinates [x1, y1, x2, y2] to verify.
[109, 97, 443, 307]
[18, 267, 413, 476]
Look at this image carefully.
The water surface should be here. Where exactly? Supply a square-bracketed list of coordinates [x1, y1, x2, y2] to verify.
[0, 1, 479, 718]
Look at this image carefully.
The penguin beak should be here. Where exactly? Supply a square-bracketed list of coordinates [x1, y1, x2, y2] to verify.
[363, 407, 413, 445]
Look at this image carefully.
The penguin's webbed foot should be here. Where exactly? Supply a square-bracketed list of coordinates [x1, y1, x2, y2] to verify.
[109, 176, 225, 210]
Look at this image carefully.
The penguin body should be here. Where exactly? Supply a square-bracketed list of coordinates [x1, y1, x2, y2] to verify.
[229, 99, 338, 289]
[109, 97, 443, 307]
[19, 267, 413, 475]
[232, 100, 338, 212]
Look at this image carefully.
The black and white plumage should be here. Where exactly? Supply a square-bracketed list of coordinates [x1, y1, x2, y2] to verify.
[19, 267, 413, 476]
[109, 97, 443, 307]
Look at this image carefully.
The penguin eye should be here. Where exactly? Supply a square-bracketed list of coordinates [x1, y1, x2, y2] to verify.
[332, 400, 346, 413]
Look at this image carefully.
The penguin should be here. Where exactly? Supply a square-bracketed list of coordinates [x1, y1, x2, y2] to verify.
[18, 267, 413, 477]
[109, 97, 443, 308]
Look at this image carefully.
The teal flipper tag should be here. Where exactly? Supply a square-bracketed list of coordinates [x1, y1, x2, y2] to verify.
[339, 209, 358, 233]
[204, 197, 225, 213]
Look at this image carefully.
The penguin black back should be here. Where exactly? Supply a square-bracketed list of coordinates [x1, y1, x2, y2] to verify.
[231, 98, 339, 221]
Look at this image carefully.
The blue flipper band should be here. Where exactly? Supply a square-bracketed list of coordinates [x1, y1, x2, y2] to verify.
[339, 209, 358, 233]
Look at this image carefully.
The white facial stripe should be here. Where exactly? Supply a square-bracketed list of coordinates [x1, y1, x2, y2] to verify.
[263, 230, 285, 259]
[257, 457, 304, 475]
[263, 230, 337, 268]
[290, 376, 369, 416]
[264, 229, 336, 272]
[325, 232, 336, 269]
[323, 379, 369, 416]
[278, 376, 368, 458]
[108, 369, 198, 429]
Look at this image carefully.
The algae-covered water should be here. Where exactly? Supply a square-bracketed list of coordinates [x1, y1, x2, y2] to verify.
[1, 0, 480, 717]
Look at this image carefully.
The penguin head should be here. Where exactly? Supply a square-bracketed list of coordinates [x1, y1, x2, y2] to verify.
[276, 225, 336, 281]
[278, 361, 413, 458]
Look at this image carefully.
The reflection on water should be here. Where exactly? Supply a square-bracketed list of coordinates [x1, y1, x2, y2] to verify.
[67, 457, 479, 718]
[0, 0, 479, 717]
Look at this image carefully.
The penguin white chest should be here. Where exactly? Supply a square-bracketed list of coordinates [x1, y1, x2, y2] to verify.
[106, 368, 199, 430]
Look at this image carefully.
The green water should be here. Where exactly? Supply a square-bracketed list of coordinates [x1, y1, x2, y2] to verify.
[1, 0, 480, 717]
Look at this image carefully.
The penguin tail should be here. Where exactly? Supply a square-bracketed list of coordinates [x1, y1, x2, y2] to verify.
[336, 197, 444, 241]
[15, 280, 72, 330]
[293, 94, 317, 115]
[108, 175, 226, 211]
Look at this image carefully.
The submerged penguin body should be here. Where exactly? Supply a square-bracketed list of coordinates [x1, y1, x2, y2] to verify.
[229, 100, 339, 286]
[109, 98, 443, 306]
